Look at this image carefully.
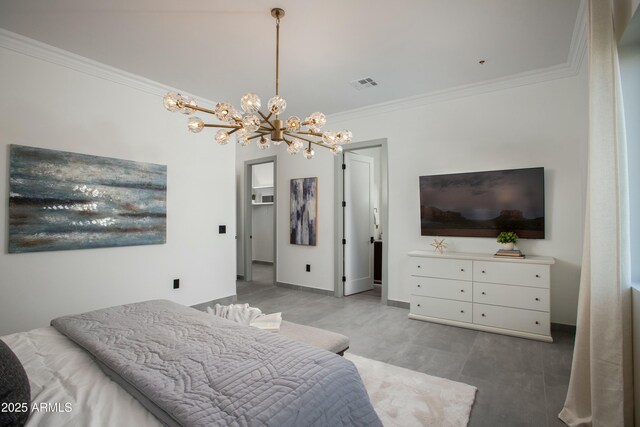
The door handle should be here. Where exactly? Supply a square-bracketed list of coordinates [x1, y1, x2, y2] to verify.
[370, 236, 375, 244]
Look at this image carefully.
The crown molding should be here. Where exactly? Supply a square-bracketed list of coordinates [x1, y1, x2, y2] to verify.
[0, 28, 217, 108]
[329, 0, 588, 123]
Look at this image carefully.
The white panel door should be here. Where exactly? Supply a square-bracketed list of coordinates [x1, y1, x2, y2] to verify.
[344, 152, 374, 296]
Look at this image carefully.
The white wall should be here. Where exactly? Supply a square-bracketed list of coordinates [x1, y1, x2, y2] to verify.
[236, 61, 588, 324]
[0, 43, 237, 336]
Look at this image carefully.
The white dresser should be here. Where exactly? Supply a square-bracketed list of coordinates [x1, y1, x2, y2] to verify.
[407, 251, 555, 342]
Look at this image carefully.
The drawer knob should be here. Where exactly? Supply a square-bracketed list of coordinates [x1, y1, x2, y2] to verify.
[417, 304, 421, 307]
[460, 310, 465, 313]
[481, 313, 486, 317]
[535, 321, 540, 325]
[460, 289, 465, 293]
[535, 274, 540, 278]
[481, 291, 486, 295]
[460, 268, 465, 272]
[417, 265, 421, 268]
[482, 270, 486, 274]
[535, 297, 540, 301]
[417, 284, 421, 287]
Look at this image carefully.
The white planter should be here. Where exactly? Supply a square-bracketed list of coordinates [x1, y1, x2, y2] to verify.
[501, 243, 515, 251]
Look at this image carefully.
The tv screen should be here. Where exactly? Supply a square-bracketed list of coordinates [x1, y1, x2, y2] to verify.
[419, 167, 545, 239]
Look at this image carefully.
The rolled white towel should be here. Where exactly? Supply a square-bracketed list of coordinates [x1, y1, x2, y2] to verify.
[250, 312, 282, 332]
[207, 303, 263, 326]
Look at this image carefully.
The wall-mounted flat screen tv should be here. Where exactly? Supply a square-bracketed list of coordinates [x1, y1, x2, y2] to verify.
[419, 167, 545, 239]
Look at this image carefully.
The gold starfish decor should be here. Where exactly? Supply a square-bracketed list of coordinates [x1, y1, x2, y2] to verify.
[431, 238, 448, 254]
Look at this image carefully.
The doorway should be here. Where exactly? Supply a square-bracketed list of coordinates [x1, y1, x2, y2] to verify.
[334, 139, 388, 303]
[243, 157, 277, 286]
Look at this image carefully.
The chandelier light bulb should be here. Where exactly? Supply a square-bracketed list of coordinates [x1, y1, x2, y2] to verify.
[228, 108, 243, 123]
[321, 131, 337, 146]
[239, 136, 252, 146]
[177, 95, 197, 115]
[287, 139, 303, 154]
[330, 145, 343, 156]
[215, 130, 230, 145]
[235, 128, 248, 144]
[163, 92, 181, 112]
[286, 116, 301, 131]
[337, 130, 353, 144]
[305, 112, 327, 132]
[214, 102, 233, 121]
[303, 147, 315, 159]
[187, 117, 204, 133]
[257, 135, 271, 150]
[241, 93, 261, 113]
[242, 114, 261, 132]
[268, 95, 287, 115]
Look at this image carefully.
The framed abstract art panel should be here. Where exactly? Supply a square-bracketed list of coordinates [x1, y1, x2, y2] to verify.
[290, 177, 317, 246]
[9, 144, 167, 253]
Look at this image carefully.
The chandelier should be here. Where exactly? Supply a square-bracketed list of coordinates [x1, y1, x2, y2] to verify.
[162, 8, 352, 159]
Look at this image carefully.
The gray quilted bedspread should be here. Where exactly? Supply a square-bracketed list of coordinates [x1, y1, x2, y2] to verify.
[51, 300, 381, 427]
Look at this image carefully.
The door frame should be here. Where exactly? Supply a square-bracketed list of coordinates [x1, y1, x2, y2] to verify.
[333, 139, 389, 304]
[244, 156, 278, 284]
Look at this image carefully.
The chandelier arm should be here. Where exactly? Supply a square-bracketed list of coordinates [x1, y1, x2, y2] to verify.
[204, 124, 243, 129]
[282, 136, 297, 147]
[248, 132, 270, 141]
[284, 132, 327, 148]
[258, 111, 275, 128]
[294, 130, 323, 137]
[261, 121, 276, 131]
[188, 105, 219, 116]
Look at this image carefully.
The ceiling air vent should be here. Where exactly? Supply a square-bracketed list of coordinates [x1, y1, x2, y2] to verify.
[349, 77, 379, 90]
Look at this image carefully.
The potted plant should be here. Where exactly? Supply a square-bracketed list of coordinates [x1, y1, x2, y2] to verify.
[497, 231, 518, 250]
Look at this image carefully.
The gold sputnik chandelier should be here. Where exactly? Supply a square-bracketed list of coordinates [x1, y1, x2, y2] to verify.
[163, 8, 352, 159]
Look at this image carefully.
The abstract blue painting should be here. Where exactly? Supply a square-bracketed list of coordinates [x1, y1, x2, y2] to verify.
[290, 177, 317, 246]
[9, 145, 167, 253]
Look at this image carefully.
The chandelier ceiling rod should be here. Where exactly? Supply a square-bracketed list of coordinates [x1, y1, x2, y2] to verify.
[273, 8, 283, 97]
[162, 7, 353, 159]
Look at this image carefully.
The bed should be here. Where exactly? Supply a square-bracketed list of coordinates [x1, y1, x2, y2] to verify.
[1, 300, 381, 427]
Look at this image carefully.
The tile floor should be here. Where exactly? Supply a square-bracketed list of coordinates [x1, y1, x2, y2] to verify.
[237, 263, 574, 427]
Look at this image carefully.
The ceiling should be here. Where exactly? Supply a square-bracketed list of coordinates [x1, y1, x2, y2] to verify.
[0, 0, 581, 117]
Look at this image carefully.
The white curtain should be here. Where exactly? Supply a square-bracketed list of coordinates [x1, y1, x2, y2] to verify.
[559, 0, 633, 426]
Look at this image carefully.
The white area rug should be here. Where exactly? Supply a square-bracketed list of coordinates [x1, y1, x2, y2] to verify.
[345, 353, 477, 427]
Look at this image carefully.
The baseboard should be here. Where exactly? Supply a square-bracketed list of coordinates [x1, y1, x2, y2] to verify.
[191, 294, 238, 312]
[276, 282, 334, 296]
[387, 299, 410, 309]
[236, 275, 245, 281]
[551, 323, 577, 333]
[252, 260, 274, 265]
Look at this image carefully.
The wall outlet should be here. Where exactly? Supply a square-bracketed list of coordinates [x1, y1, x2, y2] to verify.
[173, 279, 180, 289]
[306, 264, 311, 272]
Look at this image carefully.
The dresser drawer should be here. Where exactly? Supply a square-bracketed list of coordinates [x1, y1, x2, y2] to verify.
[473, 303, 550, 336]
[410, 276, 472, 302]
[473, 261, 550, 288]
[411, 295, 472, 323]
[410, 257, 472, 281]
[474, 282, 549, 312]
